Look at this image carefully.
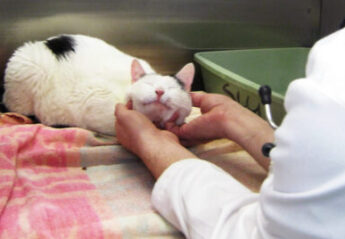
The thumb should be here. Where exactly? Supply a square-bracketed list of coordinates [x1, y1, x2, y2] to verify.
[172, 118, 201, 139]
[175, 113, 215, 140]
[115, 103, 127, 117]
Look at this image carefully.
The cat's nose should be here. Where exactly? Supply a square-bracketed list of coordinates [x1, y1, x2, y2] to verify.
[155, 89, 165, 97]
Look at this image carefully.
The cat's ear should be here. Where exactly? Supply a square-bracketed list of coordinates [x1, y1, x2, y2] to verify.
[131, 59, 146, 83]
[175, 63, 195, 91]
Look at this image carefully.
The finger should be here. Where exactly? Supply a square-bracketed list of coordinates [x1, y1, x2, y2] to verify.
[167, 111, 179, 123]
[191, 92, 222, 114]
[126, 100, 133, 109]
[173, 114, 210, 139]
[115, 103, 126, 116]
[190, 92, 206, 108]
[115, 103, 132, 124]
[164, 112, 180, 130]
[165, 122, 174, 130]
[165, 122, 180, 135]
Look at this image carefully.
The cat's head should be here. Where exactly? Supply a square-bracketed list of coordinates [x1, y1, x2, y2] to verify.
[127, 59, 194, 127]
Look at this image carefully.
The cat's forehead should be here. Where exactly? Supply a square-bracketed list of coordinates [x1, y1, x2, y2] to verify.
[140, 74, 181, 88]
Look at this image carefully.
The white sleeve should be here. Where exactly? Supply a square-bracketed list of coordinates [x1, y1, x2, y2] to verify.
[151, 159, 260, 239]
[258, 79, 345, 239]
[258, 28, 345, 239]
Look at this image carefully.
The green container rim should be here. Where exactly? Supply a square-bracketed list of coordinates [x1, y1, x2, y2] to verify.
[194, 47, 309, 104]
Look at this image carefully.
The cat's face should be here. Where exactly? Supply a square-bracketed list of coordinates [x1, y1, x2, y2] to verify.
[127, 60, 194, 127]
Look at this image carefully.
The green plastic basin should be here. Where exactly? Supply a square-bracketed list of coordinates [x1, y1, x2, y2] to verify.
[194, 48, 310, 124]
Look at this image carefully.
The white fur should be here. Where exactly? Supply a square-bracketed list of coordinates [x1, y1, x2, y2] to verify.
[3, 34, 193, 135]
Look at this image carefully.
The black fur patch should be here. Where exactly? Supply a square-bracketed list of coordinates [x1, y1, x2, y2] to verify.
[172, 76, 185, 90]
[45, 35, 75, 59]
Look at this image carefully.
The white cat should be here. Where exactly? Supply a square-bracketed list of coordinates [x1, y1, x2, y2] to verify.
[2, 34, 194, 135]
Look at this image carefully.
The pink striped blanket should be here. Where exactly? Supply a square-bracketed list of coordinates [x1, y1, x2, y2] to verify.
[0, 112, 266, 239]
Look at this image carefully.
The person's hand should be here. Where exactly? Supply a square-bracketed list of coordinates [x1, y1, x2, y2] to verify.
[166, 92, 252, 145]
[166, 92, 274, 170]
[115, 103, 178, 156]
[115, 103, 196, 178]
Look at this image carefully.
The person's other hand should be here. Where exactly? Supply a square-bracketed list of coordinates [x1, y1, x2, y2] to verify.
[167, 92, 274, 170]
[166, 92, 246, 145]
[115, 103, 178, 156]
[115, 103, 196, 178]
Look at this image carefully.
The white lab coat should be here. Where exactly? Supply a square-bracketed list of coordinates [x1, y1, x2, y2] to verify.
[152, 28, 345, 239]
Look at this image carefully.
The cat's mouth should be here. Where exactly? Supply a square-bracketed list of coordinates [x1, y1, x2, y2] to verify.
[143, 100, 171, 110]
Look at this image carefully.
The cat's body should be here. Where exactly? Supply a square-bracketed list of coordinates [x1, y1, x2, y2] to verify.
[3, 34, 194, 135]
